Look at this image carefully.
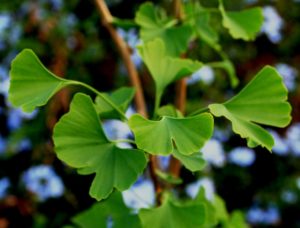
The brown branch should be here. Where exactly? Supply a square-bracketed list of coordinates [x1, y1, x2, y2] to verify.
[94, 0, 162, 204]
[169, 0, 185, 178]
[94, 0, 147, 117]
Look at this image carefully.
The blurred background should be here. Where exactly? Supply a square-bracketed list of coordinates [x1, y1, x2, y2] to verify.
[0, 0, 299, 227]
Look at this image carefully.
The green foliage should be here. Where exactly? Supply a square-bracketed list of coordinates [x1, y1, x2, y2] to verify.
[128, 113, 213, 155]
[219, 0, 263, 40]
[53, 93, 147, 200]
[9, 49, 72, 112]
[139, 195, 205, 228]
[138, 38, 202, 101]
[135, 2, 192, 56]
[72, 191, 141, 228]
[209, 66, 291, 151]
[7, 0, 293, 227]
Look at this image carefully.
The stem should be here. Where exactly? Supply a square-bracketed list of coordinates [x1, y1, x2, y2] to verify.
[94, 0, 162, 205]
[71, 81, 127, 120]
[189, 107, 210, 116]
[153, 92, 162, 119]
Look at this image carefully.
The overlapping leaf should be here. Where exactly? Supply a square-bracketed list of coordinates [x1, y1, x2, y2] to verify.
[209, 66, 292, 150]
[128, 113, 213, 155]
[173, 150, 206, 172]
[53, 93, 147, 200]
[135, 2, 192, 56]
[95, 87, 135, 119]
[139, 195, 205, 228]
[138, 39, 202, 98]
[219, 0, 263, 41]
[8, 49, 72, 112]
[72, 191, 141, 228]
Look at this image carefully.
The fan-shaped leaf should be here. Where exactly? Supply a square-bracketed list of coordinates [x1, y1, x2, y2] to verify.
[128, 113, 213, 155]
[53, 93, 147, 200]
[138, 39, 202, 98]
[9, 49, 72, 112]
[72, 191, 141, 228]
[219, 0, 263, 41]
[209, 66, 292, 150]
[139, 195, 205, 228]
[135, 2, 192, 56]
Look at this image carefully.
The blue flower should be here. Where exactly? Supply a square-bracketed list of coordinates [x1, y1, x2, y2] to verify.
[269, 130, 289, 156]
[187, 66, 214, 85]
[201, 139, 226, 167]
[247, 205, 280, 225]
[22, 165, 64, 201]
[261, 6, 284, 43]
[287, 123, 300, 156]
[228, 147, 255, 167]
[186, 177, 215, 201]
[275, 63, 298, 91]
[0, 135, 7, 154]
[122, 178, 155, 210]
[0, 177, 10, 199]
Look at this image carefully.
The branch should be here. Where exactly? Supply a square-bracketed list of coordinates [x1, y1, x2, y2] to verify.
[169, 0, 184, 178]
[94, 0, 147, 117]
[94, 0, 162, 204]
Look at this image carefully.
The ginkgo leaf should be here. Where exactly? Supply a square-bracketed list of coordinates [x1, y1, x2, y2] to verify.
[72, 191, 141, 228]
[95, 87, 135, 119]
[128, 113, 213, 155]
[9, 49, 72, 113]
[138, 38, 202, 99]
[173, 149, 206, 172]
[219, 0, 263, 41]
[53, 93, 147, 200]
[209, 66, 292, 151]
[135, 2, 192, 56]
[139, 195, 205, 228]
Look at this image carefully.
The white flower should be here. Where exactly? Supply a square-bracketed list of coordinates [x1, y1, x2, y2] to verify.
[187, 66, 214, 85]
[122, 179, 155, 210]
[186, 177, 215, 201]
[269, 130, 289, 155]
[228, 147, 255, 167]
[286, 123, 300, 156]
[22, 165, 64, 201]
[261, 6, 284, 43]
[201, 139, 226, 167]
[275, 63, 298, 91]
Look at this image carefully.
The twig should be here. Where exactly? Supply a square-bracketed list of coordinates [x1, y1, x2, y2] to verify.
[94, 0, 147, 117]
[94, 0, 162, 205]
[169, 0, 184, 178]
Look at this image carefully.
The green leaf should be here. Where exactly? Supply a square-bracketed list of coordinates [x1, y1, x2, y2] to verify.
[72, 191, 141, 228]
[219, 0, 263, 41]
[138, 38, 202, 98]
[224, 211, 249, 228]
[139, 195, 205, 228]
[184, 3, 220, 50]
[173, 149, 206, 172]
[95, 87, 135, 119]
[209, 66, 292, 151]
[135, 2, 192, 56]
[195, 188, 218, 227]
[157, 105, 183, 118]
[128, 113, 213, 155]
[53, 93, 147, 200]
[8, 49, 72, 112]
